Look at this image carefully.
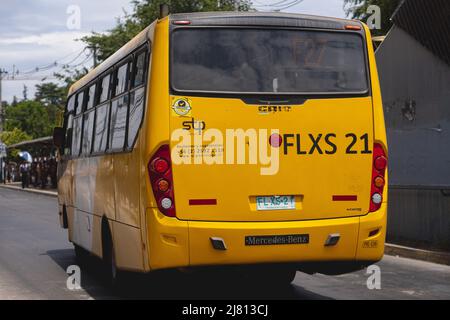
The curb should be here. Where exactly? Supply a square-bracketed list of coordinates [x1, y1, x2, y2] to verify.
[0, 184, 57, 197]
[385, 243, 450, 266]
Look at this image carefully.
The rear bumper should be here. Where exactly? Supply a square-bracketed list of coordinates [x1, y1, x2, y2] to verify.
[146, 202, 387, 271]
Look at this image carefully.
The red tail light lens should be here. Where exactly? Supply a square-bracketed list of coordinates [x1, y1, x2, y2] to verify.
[151, 158, 169, 173]
[374, 156, 387, 171]
[148, 145, 176, 217]
[369, 143, 387, 212]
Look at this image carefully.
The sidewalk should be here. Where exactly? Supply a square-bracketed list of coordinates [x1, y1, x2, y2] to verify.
[385, 243, 450, 266]
[0, 182, 57, 197]
[1, 183, 449, 266]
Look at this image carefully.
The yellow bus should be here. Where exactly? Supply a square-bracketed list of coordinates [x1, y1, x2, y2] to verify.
[54, 11, 388, 286]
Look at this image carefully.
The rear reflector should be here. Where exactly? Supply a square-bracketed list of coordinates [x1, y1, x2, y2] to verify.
[189, 199, 217, 206]
[332, 195, 357, 201]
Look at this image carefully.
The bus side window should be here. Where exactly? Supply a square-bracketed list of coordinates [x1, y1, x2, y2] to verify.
[114, 62, 130, 97]
[64, 114, 74, 156]
[128, 88, 145, 149]
[92, 102, 110, 154]
[109, 95, 128, 151]
[67, 95, 76, 113]
[98, 73, 111, 104]
[81, 109, 95, 156]
[132, 50, 147, 88]
[71, 114, 83, 157]
[64, 95, 76, 156]
[75, 91, 85, 115]
[86, 84, 96, 110]
[127, 47, 148, 149]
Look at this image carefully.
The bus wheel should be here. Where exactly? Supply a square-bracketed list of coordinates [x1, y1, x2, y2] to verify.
[102, 225, 122, 290]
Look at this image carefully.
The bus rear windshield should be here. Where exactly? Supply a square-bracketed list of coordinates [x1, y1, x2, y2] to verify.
[171, 28, 368, 95]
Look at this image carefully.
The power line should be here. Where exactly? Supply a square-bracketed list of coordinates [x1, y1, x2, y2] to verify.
[12, 48, 88, 77]
[252, 0, 304, 10]
[252, 0, 294, 7]
[3, 50, 93, 82]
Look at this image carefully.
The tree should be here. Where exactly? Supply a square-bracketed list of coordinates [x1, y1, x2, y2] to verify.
[4, 100, 55, 139]
[35, 83, 66, 107]
[0, 128, 31, 146]
[82, 0, 251, 63]
[344, 0, 402, 36]
[0, 128, 32, 158]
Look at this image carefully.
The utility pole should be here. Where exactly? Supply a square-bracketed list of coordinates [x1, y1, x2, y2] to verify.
[0, 68, 7, 183]
[0, 68, 9, 133]
[88, 45, 98, 68]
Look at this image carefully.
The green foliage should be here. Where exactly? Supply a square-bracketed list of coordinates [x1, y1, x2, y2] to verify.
[0, 128, 32, 158]
[4, 100, 55, 139]
[82, 0, 251, 63]
[0, 128, 31, 146]
[344, 0, 402, 36]
[35, 83, 66, 107]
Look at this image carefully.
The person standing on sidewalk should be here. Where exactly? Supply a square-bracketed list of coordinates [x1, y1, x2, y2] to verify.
[20, 162, 30, 189]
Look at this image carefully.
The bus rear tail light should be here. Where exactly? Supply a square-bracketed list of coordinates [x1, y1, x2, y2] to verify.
[172, 20, 191, 25]
[369, 143, 387, 212]
[345, 25, 362, 31]
[148, 145, 176, 217]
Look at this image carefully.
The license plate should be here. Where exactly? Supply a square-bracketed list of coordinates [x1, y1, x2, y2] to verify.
[256, 195, 295, 211]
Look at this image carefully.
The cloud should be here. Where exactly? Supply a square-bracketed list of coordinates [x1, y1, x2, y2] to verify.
[0, 0, 133, 102]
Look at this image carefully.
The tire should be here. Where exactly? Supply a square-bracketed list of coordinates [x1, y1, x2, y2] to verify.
[102, 226, 123, 290]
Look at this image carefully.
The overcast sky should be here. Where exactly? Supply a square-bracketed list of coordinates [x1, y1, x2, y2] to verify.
[0, 0, 346, 102]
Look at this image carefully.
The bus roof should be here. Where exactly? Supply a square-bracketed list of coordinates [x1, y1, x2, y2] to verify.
[69, 20, 157, 95]
[169, 11, 361, 29]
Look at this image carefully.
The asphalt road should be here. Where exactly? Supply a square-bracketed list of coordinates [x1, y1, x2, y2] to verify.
[0, 187, 449, 300]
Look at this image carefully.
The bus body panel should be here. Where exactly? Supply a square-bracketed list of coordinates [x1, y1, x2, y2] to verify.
[147, 203, 387, 270]
[169, 96, 374, 222]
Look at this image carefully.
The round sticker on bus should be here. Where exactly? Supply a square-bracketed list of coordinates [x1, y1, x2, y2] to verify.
[172, 98, 192, 116]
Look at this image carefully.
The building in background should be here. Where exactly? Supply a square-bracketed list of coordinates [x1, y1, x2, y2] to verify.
[376, 0, 450, 250]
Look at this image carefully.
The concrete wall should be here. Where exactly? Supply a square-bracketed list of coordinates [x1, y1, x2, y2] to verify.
[376, 26, 450, 250]
[376, 26, 450, 188]
[388, 188, 450, 250]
